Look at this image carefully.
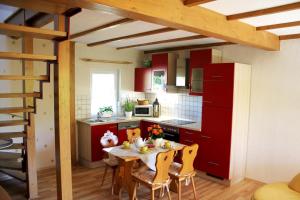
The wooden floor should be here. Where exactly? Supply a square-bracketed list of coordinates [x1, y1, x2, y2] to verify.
[0, 165, 263, 200]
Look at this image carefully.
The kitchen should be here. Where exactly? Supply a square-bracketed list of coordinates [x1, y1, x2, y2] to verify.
[0, 1, 300, 200]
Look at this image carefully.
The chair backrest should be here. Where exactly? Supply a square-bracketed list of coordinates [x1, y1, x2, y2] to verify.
[153, 150, 175, 184]
[127, 128, 141, 143]
[178, 144, 199, 176]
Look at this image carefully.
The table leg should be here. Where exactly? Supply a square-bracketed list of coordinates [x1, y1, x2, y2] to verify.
[114, 160, 135, 199]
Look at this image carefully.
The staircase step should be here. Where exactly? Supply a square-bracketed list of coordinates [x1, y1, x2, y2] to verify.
[0, 160, 22, 170]
[0, 169, 26, 181]
[0, 143, 25, 150]
[0, 92, 41, 98]
[0, 120, 28, 127]
[0, 52, 56, 61]
[0, 107, 34, 114]
[0, 152, 22, 160]
[0, 75, 48, 80]
[0, 23, 66, 40]
[0, 132, 26, 139]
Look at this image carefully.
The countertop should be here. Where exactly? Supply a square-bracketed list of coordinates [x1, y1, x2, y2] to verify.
[77, 116, 201, 131]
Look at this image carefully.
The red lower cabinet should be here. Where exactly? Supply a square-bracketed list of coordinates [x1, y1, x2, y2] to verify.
[91, 123, 118, 162]
[198, 137, 231, 179]
[179, 128, 201, 170]
[117, 129, 127, 145]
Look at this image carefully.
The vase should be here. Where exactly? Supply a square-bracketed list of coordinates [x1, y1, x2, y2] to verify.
[153, 138, 164, 147]
[125, 111, 133, 118]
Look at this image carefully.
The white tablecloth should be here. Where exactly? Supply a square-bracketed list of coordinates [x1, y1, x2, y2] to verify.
[103, 141, 184, 171]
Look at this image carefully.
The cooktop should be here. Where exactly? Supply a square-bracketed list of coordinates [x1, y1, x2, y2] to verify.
[161, 119, 195, 125]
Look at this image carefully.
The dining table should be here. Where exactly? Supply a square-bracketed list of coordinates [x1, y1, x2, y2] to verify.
[103, 140, 185, 199]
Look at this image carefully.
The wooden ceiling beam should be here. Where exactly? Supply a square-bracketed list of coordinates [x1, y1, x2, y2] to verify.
[279, 33, 300, 40]
[144, 42, 234, 54]
[256, 21, 300, 31]
[0, 0, 280, 50]
[117, 35, 207, 50]
[70, 18, 134, 39]
[227, 2, 300, 20]
[184, 0, 215, 7]
[87, 27, 175, 47]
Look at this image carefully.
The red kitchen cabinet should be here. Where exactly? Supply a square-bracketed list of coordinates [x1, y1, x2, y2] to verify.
[189, 49, 221, 96]
[91, 123, 118, 162]
[179, 128, 202, 170]
[203, 63, 234, 108]
[200, 63, 251, 181]
[117, 129, 127, 145]
[198, 138, 231, 179]
[134, 67, 152, 92]
[152, 53, 168, 70]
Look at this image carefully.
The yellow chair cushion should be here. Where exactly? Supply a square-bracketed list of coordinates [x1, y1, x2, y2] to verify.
[253, 183, 300, 200]
[290, 173, 300, 193]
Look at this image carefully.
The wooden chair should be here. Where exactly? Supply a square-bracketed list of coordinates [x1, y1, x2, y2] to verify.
[132, 150, 175, 200]
[100, 134, 119, 194]
[168, 144, 199, 200]
[127, 128, 141, 143]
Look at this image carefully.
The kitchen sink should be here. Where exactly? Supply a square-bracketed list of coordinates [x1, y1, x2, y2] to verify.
[85, 117, 127, 123]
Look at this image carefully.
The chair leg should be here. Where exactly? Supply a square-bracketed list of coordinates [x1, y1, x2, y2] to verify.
[191, 177, 197, 200]
[132, 182, 137, 200]
[167, 186, 172, 200]
[178, 180, 181, 200]
[101, 164, 108, 187]
[111, 168, 116, 195]
[151, 189, 155, 200]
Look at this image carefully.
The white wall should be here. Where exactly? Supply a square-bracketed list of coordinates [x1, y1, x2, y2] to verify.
[215, 40, 300, 183]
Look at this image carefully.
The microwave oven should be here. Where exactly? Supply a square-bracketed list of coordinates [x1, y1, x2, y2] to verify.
[134, 104, 153, 117]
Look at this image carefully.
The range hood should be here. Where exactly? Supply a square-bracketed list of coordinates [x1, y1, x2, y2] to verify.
[176, 58, 189, 88]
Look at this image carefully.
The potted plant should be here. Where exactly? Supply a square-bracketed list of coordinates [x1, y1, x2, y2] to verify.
[147, 124, 164, 147]
[98, 106, 113, 118]
[123, 98, 135, 118]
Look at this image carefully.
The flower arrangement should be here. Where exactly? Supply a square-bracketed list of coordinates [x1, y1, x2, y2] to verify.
[147, 124, 164, 139]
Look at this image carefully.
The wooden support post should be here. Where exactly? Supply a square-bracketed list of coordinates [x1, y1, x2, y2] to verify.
[22, 36, 38, 199]
[54, 15, 73, 199]
[69, 41, 76, 165]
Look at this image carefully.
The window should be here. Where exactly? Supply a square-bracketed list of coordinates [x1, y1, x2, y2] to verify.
[91, 70, 119, 116]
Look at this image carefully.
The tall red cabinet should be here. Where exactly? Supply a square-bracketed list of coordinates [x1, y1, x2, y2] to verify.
[199, 63, 251, 182]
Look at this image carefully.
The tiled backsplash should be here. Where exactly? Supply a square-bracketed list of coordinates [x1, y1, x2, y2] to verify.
[76, 91, 202, 122]
[145, 93, 202, 122]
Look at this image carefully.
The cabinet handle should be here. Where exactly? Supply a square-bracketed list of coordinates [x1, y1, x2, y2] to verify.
[207, 161, 219, 166]
[183, 139, 194, 143]
[109, 126, 117, 129]
[200, 134, 211, 139]
[203, 100, 212, 104]
[184, 131, 194, 135]
[211, 75, 224, 78]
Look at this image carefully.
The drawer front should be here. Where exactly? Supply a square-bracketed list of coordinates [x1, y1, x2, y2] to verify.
[198, 138, 231, 179]
[204, 63, 234, 82]
[201, 106, 233, 140]
[91, 123, 118, 162]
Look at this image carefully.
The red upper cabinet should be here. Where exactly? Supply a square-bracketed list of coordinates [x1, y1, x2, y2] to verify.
[152, 53, 168, 70]
[189, 49, 221, 96]
[134, 67, 152, 92]
[91, 123, 118, 162]
[151, 53, 176, 92]
[203, 63, 235, 108]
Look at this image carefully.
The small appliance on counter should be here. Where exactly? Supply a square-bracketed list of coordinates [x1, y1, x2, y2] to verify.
[153, 98, 160, 118]
[134, 104, 153, 117]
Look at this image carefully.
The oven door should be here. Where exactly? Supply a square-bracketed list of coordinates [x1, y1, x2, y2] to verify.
[163, 132, 179, 142]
